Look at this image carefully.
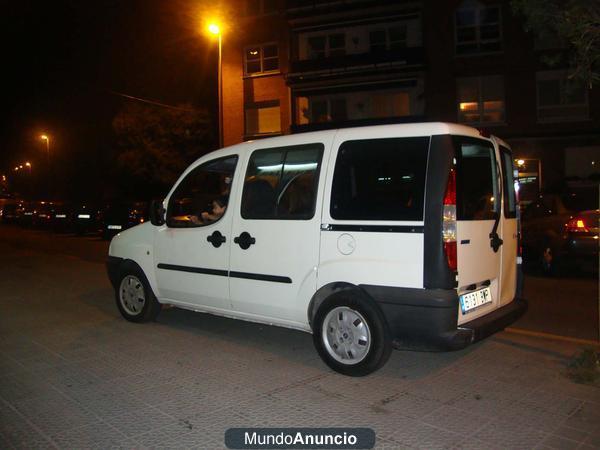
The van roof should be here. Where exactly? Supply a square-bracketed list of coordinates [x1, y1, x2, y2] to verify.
[206, 122, 489, 160]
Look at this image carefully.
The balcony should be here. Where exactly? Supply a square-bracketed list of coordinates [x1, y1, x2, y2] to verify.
[287, 47, 425, 84]
[287, 0, 377, 12]
[286, 0, 422, 22]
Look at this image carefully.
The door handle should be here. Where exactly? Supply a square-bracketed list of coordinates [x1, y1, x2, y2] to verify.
[489, 232, 503, 252]
[234, 231, 256, 250]
[207, 230, 226, 248]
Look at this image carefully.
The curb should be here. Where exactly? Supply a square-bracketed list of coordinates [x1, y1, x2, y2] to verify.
[506, 327, 600, 347]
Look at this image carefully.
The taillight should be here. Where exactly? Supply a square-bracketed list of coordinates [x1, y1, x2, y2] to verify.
[565, 217, 589, 233]
[443, 168, 457, 271]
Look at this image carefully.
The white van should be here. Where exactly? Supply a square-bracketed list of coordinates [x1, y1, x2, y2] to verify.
[107, 122, 526, 376]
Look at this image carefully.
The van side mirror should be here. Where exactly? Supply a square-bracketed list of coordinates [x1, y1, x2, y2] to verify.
[150, 199, 166, 226]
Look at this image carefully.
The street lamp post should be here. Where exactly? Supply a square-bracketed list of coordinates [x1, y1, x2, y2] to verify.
[40, 134, 50, 164]
[40, 134, 51, 196]
[208, 23, 223, 148]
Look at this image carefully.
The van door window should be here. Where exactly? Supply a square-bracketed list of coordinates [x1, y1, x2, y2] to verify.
[330, 137, 429, 221]
[166, 156, 238, 228]
[500, 147, 517, 218]
[454, 138, 499, 220]
[241, 143, 324, 220]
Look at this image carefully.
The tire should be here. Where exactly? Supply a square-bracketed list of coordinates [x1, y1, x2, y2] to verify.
[115, 262, 161, 323]
[312, 291, 392, 376]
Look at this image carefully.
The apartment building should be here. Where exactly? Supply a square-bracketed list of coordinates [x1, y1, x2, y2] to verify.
[220, 0, 599, 192]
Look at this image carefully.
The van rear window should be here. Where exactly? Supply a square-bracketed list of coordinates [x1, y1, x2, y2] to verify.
[330, 137, 429, 221]
[454, 137, 499, 221]
[500, 146, 517, 218]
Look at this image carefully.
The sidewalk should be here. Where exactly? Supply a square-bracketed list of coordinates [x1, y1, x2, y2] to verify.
[1, 239, 599, 449]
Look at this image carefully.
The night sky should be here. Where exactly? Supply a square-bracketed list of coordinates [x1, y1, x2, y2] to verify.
[1, 0, 219, 199]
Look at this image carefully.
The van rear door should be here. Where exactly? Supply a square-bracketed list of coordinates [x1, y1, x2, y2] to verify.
[496, 142, 518, 307]
[454, 136, 503, 324]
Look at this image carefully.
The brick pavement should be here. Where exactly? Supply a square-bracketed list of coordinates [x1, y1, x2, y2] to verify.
[1, 238, 599, 449]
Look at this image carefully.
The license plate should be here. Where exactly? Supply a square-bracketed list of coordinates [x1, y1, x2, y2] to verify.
[78, 214, 90, 219]
[460, 287, 492, 314]
[55, 214, 66, 218]
[107, 225, 122, 230]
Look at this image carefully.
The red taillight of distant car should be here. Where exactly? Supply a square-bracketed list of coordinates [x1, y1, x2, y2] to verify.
[565, 217, 589, 233]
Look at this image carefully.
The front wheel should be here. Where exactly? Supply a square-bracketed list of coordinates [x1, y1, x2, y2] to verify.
[312, 292, 392, 376]
[115, 263, 161, 323]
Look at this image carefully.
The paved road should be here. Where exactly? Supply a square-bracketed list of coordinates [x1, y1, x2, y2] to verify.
[0, 224, 597, 341]
[516, 273, 599, 342]
[1, 225, 599, 449]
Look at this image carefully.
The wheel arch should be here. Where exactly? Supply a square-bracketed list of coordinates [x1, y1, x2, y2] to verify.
[307, 282, 376, 331]
[108, 256, 157, 298]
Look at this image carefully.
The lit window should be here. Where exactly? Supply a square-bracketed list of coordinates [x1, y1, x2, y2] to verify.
[457, 76, 505, 124]
[295, 84, 422, 126]
[244, 44, 279, 75]
[536, 71, 588, 122]
[245, 102, 281, 136]
[455, 3, 502, 55]
[307, 98, 347, 123]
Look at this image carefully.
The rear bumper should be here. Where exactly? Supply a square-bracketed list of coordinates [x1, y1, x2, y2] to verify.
[361, 284, 527, 351]
[458, 297, 527, 345]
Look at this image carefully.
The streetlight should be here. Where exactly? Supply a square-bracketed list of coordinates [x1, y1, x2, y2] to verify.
[208, 22, 223, 148]
[40, 134, 50, 164]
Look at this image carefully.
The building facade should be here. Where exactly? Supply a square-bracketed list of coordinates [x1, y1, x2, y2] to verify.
[221, 0, 600, 193]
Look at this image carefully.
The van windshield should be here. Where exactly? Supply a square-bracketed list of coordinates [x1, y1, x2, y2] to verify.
[454, 137, 499, 221]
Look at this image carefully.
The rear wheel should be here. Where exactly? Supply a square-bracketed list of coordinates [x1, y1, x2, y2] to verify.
[115, 263, 161, 323]
[313, 292, 392, 376]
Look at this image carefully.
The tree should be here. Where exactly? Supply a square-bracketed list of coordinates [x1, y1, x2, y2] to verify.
[112, 101, 214, 197]
[511, 0, 600, 88]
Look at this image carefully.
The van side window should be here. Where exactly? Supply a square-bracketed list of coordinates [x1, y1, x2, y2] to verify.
[454, 137, 499, 220]
[330, 137, 429, 221]
[241, 143, 324, 220]
[166, 156, 238, 228]
[500, 147, 517, 218]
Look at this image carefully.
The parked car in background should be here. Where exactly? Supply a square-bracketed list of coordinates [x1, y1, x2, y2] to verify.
[50, 201, 74, 233]
[521, 183, 599, 275]
[0, 194, 15, 221]
[31, 201, 57, 229]
[101, 201, 149, 240]
[1, 202, 19, 223]
[1, 196, 21, 224]
[72, 202, 103, 235]
[18, 201, 37, 227]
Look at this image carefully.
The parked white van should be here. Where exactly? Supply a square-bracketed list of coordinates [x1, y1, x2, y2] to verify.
[107, 122, 526, 376]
